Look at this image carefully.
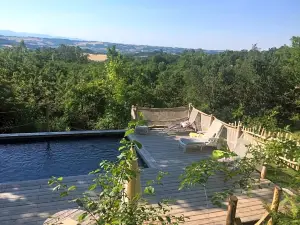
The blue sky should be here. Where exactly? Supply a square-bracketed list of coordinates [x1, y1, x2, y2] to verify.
[0, 0, 299, 50]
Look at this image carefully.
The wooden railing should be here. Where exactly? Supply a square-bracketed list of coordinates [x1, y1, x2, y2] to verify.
[187, 107, 299, 171]
[241, 126, 300, 171]
[255, 186, 282, 225]
[226, 186, 282, 225]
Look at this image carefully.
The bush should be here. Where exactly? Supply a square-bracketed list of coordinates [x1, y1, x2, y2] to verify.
[48, 122, 186, 224]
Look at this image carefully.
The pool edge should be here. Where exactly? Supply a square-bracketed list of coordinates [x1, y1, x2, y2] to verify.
[0, 130, 125, 143]
[128, 134, 159, 169]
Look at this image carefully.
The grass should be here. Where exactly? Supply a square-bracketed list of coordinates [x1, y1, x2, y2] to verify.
[266, 163, 300, 192]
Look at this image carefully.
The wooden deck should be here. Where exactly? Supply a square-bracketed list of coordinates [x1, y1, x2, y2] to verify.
[0, 130, 275, 225]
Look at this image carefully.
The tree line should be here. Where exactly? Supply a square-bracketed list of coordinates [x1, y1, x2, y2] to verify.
[0, 38, 299, 133]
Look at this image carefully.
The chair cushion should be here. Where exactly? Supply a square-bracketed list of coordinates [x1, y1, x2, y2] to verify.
[180, 121, 190, 128]
[179, 138, 208, 146]
[189, 132, 203, 138]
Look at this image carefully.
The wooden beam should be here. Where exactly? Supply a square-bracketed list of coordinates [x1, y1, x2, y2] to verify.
[235, 124, 242, 148]
[261, 165, 267, 179]
[285, 133, 289, 140]
[226, 195, 238, 225]
[267, 186, 282, 225]
[234, 217, 242, 225]
[261, 128, 265, 137]
[131, 105, 137, 120]
[124, 147, 141, 202]
[267, 131, 272, 139]
[255, 212, 271, 225]
[258, 125, 262, 134]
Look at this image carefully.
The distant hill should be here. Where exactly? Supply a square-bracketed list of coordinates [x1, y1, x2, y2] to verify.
[0, 30, 55, 38]
[0, 30, 223, 55]
[0, 30, 82, 40]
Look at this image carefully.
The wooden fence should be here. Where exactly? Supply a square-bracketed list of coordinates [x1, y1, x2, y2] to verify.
[241, 126, 300, 171]
[226, 186, 283, 225]
[193, 106, 299, 171]
[131, 105, 189, 127]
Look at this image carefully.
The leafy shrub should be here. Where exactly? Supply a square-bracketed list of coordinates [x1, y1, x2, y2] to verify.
[48, 122, 186, 224]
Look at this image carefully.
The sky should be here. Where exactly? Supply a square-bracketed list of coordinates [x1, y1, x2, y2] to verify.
[0, 0, 299, 50]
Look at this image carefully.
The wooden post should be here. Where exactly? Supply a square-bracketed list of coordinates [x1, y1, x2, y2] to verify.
[235, 124, 242, 148]
[255, 212, 271, 225]
[124, 147, 141, 201]
[261, 128, 265, 137]
[210, 115, 214, 126]
[267, 131, 272, 139]
[234, 217, 242, 225]
[226, 195, 238, 225]
[188, 103, 192, 118]
[276, 132, 280, 140]
[285, 133, 289, 140]
[267, 186, 282, 225]
[258, 125, 262, 134]
[292, 158, 296, 169]
[131, 105, 138, 120]
[256, 126, 259, 133]
[261, 164, 267, 179]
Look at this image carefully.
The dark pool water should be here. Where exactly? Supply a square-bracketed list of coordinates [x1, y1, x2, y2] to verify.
[0, 137, 145, 183]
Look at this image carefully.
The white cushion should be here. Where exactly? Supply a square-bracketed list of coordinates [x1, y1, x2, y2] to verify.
[180, 121, 190, 128]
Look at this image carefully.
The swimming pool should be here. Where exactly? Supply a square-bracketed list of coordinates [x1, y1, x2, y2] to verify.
[0, 136, 146, 183]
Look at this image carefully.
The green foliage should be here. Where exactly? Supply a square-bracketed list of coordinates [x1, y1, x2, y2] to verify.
[243, 108, 280, 131]
[180, 144, 264, 192]
[271, 194, 300, 225]
[266, 164, 300, 191]
[211, 149, 237, 160]
[1, 38, 300, 132]
[180, 137, 299, 204]
[264, 139, 300, 165]
[48, 122, 186, 224]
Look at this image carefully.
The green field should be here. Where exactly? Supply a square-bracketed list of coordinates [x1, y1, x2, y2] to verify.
[266, 163, 300, 192]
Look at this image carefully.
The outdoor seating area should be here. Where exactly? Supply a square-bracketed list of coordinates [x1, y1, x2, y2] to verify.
[178, 119, 224, 152]
[131, 104, 299, 169]
[131, 104, 240, 154]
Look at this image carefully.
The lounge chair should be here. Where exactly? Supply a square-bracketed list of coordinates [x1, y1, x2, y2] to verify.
[165, 107, 198, 133]
[178, 119, 223, 152]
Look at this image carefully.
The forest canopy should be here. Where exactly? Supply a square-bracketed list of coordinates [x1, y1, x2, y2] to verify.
[0, 38, 299, 133]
